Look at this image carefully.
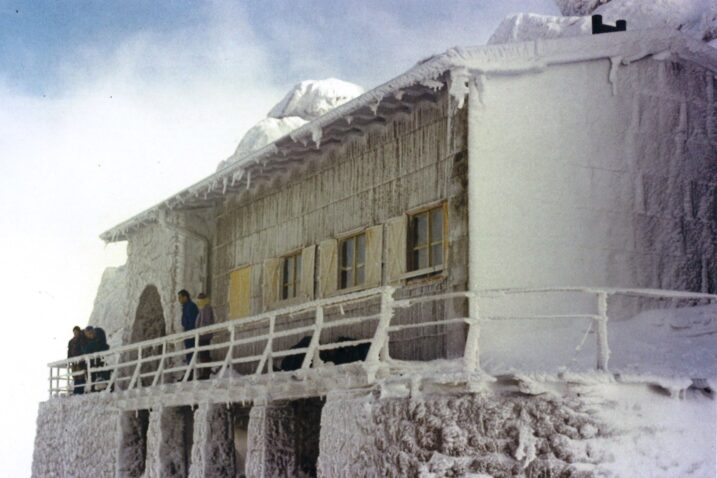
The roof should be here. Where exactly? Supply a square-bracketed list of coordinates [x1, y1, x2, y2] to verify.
[101, 30, 717, 242]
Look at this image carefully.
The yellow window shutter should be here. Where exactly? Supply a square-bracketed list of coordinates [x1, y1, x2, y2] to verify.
[318, 238, 338, 298]
[386, 216, 407, 284]
[229, 265, 252, 318]
[365, 225, 383, 288]
[300, 245, 316, 301]
[262, 258, 281, 309]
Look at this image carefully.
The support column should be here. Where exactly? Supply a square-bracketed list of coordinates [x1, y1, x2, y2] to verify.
[188, 403, 235, 478]
[144, 407, 189, 478]
[246, 402, 295, 478]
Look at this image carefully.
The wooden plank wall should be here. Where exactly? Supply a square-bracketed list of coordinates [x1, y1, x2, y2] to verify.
[211, 91, 469, 363]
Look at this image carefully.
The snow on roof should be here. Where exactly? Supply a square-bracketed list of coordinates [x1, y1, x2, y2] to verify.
[528, 0, 717, 45]
[221, 116, 309, 169]
[101, 30, 717, 242]
[268, 78, 365, 121]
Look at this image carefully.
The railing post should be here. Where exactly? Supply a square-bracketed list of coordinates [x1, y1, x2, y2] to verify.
[86, 357, 94, 392]
[463, 291, 481, 373]
[128, 348, 142, 389]
[151, 341, 167, 387]
[256, 314, 275, 376]
[302, 305, 324, 371]
[596, 292, 610, 371]
[218, 324, 235, 380]
[48, 367, 53, 398]
[364, 286, 395, 382]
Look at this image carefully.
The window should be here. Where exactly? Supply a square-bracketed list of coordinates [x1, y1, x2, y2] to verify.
[339, 233, 366, 289]
[281, 253, 301, 300]
[408, 205, 444, 271]
[229, 265, 252, 318]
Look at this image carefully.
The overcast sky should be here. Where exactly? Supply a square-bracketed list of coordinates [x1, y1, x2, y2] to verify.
[0, 1, 559, 475]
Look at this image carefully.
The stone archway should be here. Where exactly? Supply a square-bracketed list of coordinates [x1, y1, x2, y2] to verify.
[128, 285, 167, 387]
[131, 285, 166, 343]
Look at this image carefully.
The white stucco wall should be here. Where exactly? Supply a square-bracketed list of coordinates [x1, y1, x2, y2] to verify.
[469, 56, 716, 294]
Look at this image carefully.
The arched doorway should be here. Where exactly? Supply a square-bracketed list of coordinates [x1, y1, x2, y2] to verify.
[128, 285, 166, 387]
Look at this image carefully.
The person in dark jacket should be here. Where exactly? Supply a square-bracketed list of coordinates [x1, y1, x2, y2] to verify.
[195, 292, 215, 380]
[82, 326, 110, 391]
[67, 326, 87, 394]
[178, 290, 199, 365]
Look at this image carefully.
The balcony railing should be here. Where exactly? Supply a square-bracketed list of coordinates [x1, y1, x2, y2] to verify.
[48, 286, 717, 398]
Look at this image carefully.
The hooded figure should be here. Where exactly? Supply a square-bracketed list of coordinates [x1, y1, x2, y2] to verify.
[67, 326, 87, 394]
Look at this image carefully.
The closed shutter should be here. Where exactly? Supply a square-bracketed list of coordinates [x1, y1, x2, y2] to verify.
[318, 238, 338, 297]
[300, 245, 316, 301]
[386, 216, 407, 284]
[365, 225, 383, 288]
[262, 258, 281, 309]
[229, 265, 252, 318]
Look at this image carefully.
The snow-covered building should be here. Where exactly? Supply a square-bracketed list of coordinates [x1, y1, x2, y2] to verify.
[34, 27, 717, 478]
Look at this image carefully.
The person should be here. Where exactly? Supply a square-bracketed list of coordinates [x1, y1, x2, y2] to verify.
[67, 326, 87, 394]
[82, 326, 110, 391]
[195, 293, 215, 380]
[178, 289, 199, 366]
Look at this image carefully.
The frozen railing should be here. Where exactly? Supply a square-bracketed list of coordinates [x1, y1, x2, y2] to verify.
[47, 286, 717, 398]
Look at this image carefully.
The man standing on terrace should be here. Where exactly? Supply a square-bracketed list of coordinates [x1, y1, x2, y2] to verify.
[178, 289, 199, 366]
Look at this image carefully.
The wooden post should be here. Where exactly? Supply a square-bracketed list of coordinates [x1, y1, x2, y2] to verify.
[463, 291, 481, 373]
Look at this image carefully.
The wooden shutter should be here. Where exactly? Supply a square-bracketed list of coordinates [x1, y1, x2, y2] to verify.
[365, 225, 383, 288]
[386, 216, 407, 284]
[229, 265, 252, 318]
[318, 238, 338, 297]
[262, 258, 281, 309]
[300, 245, 316, 301]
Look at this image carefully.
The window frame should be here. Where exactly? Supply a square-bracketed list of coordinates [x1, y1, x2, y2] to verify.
[280, 251, 302, 301]
[405, 202, 447, 278]
[338, 231, 367, 291]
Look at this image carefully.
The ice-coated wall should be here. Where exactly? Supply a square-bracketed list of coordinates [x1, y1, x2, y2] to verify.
[318, 381, 716, 477]
[88, 210, 210, 348]
[32, 394, 121, 478]
[469, 56, 716, 293]
[188, 403, 235, 478]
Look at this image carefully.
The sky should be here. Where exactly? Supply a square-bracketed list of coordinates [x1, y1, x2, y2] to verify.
[0, 1, 560, 475]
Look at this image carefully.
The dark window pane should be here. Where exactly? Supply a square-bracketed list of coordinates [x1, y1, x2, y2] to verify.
[356, 234, 366, 265]
[413, 213, 428, 246]
[340, 269, 352, 289]
[431, 244, 443, 267]
[341, 239, 354, 268]
[413, 248, 428, 270]
[430, 208, 443, 243]
[295, 256, 301, 290]
[282, 283, 289, 300]
[356, 265, 365, 285]
[282, 259, 290, 285]
[287, 282, 294, 299]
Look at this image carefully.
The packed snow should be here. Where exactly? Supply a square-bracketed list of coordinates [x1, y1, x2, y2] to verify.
[489, 0, 717, 46]
[218, 78, 363, 170]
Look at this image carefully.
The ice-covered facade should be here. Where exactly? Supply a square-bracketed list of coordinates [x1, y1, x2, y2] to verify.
[33, 29, 717, 478]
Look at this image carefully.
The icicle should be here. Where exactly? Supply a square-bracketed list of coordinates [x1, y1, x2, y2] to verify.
[448, 67, 470, 111]
[246, 170, 251, 190]
[609, 56, 622, 96]
[345, 115, 353, 125]
[369, 96, 383, 115]
[393, 90, 404, 101]
[311, 125, 323, 148]
[222, 177, 228, 194]
[232, 169, 244, 186]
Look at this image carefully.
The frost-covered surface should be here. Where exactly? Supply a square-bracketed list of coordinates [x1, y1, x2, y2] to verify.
[232, 116, 308, 160]
[490, 0, 717, 45]
[88, 265, 129, 348]
[32, 394, 120, 478]
[319, 379, 716, 477]
[218, 78, 362, 170]
[267, 78, 364, 121]
[481, 304, 717, 378]
[189, 404, 235, 478]
[246, 404, 296, 477]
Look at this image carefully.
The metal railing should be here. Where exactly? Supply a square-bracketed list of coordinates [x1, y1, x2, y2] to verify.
[48, 285, 717, 398]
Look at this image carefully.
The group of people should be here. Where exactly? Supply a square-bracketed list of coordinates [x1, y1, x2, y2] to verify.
[178, 290, 215, 380]
[65, 289, 216, 394]
[66, 325, 110, 394]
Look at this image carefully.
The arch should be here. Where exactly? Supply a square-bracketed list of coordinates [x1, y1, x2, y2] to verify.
[127, 285, 167, 387]
[131, 285, 166, 343]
